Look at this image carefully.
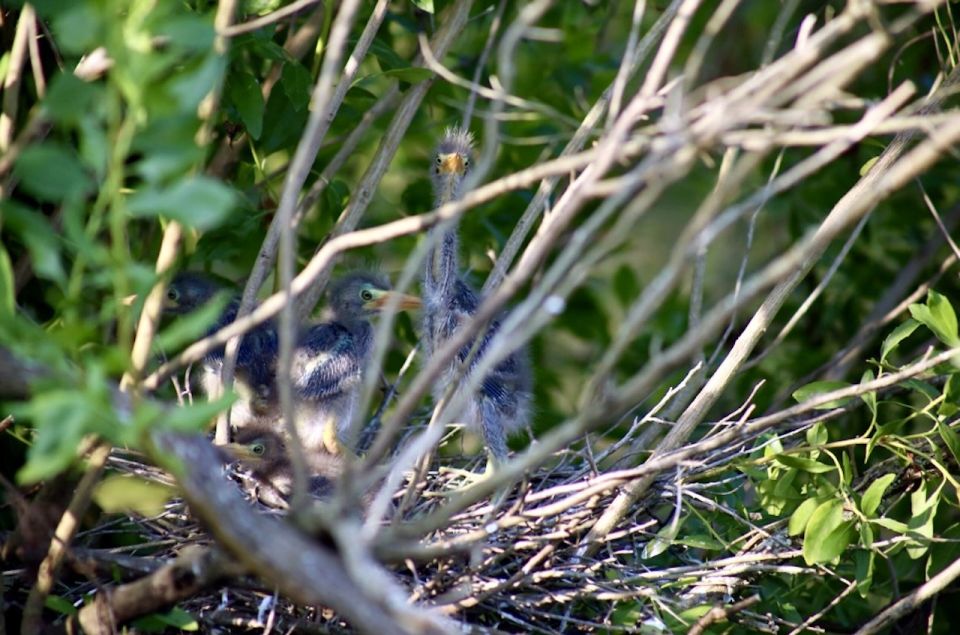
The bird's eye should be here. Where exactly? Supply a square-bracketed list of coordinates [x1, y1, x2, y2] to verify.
[463, 157, 470, 168]
[251, 443, 265, 456]
[166, 288, 179, 302]
[436, 156, 443, 165]
[360, 288, 375, 302]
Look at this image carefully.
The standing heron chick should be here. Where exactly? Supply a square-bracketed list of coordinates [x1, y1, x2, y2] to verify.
[161, 272, 279, 429]
[291, 272, 421, 456]
[221, 424, 344, 508]
[421, 128, 533, 466]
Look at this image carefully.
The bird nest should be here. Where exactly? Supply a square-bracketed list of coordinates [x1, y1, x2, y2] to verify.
[3, 412, 810, 634]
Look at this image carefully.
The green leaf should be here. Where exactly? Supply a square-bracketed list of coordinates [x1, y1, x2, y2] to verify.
[789, 497, 821, 536]
[909, 290, 960, 347]
[803, 499, 847, 564]
[93, 475, 176, 517]
[412, 0, 435, 13]
[2, 201, 66, 284]
[281, 62, 312, 110]
[881, 319, 919, 363]
[44, 73, 101, 124]
[675, 534, 724, 550]
[128, 177, 238, 231]
[227, 71, 264, 139]
[860, 369, 877, 418]
[163, 393, 237, 433]
[641, 516, 683, 560]
[0, 246, 14, 320]
[45, 594, 78, 616]
[132, 607, 200, 632]
[861, 473, 896, 517]
[855, 548, 875, 597]
[872, 517, 909, 534]
[14, 143, 94, 202]
[938, 421, 960, 467]
[792, 380, 851, 410]
[773, 454, 834, 474]
[806, 422, 828, 447]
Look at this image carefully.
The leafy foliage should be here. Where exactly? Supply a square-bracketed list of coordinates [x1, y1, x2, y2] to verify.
[3, 0, 960, 633]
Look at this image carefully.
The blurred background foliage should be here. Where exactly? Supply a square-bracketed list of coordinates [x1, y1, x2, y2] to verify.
[3, 0, 960, 631]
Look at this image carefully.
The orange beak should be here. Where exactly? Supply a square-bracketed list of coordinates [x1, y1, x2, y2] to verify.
[438, 153, 466, 175]
[368, 291, 422, 312]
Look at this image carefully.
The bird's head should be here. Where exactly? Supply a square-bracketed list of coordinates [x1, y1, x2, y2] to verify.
[431, 127, 474, 204]
[163, 272, 229, 315]
[327, 272, 421, 322]
[221, 426, 287, 473]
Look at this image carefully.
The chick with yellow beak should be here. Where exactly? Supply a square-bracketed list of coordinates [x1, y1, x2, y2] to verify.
[291, 272, 421, 456]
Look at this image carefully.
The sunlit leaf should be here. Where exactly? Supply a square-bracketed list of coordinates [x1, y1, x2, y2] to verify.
[792, 380, 851, 410]
[128, 177, 238, 230]
[880, 319, 919, 363]
[14, 143, 94, 202]
[773, 454, 834, 474]
[860, 473, 896, 517]
[909, 290, 960, 347]
[788, 497, 821, 536]
[94, 474, 176, 517]
[803, 499, 852, 564]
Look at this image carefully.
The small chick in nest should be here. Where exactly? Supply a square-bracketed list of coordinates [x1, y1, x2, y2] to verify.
[220, 425, 344, 509]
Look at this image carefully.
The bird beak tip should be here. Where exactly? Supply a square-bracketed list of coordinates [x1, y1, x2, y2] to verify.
[439, 154, 465, 175]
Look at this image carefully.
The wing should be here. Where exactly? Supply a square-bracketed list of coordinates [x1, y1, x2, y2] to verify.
[292, 322, 369, 401]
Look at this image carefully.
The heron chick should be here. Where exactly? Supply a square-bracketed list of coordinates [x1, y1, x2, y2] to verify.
[221, 424, 344, 508]
[291, 272, 421, 456]
[421, 128, 533, 465]
[162, 272, 279, 429]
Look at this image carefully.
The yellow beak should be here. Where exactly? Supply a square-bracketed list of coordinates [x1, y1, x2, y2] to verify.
[438, 153, 465, 175]
[368, 291, 422, 312]
[221, 443, 264, 463]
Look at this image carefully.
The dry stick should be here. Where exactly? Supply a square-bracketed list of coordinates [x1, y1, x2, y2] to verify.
[216, 0, 387, 443]
[0, 349, 442, 635]
[387, 100, 960, 542]
[0, 5, 32, 152]
[122, 225, 183, 389]
[207, 5, 326, 178]
[821, 208, 960, 382]
[218, 0, 384, 445]
[141, 137, 627, 392]
[24, 10, 46, 98]
[293, 0, 477, 321]
[276, 0, 367, 512]
[366, 84, 676, 471]
[21, 444, 112, 635]
[481, 0, 686, 294]
[74, 546, 239, 635]
[490, 0, 701, 292]
[855, 554, 960, 634]
[460, 0, 507, 129]
[578, 72, 960, 556]
[221, 0, 322, 37]
[686, 594, 761, 635]
[150, 431, 451, 635]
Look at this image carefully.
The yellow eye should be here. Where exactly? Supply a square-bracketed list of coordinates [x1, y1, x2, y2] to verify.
[360, 288, 375, 302]
[251, 443, 265, 456]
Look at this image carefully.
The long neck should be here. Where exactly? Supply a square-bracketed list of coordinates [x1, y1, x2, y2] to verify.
[426, 178, 463, 298]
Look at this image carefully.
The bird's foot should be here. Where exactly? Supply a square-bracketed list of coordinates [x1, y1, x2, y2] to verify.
[430, 458, 511, 506]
